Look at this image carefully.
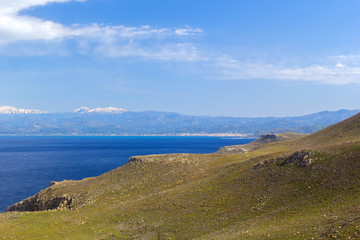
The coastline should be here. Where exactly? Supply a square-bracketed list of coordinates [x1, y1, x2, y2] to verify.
[0, 133, 252, 137]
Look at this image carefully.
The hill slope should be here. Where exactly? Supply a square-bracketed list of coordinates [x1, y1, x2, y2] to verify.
[293, 112, 360, 147]
[2, 114, 360, 239]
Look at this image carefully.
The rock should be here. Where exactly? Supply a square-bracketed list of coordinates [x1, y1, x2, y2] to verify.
[217, 146, 248, 154]
[256, 134, 286, 144]
[251, 159, 274, 170]
[251, 162, 263, 170]
[129, 156, 143, 163]
[49, 181, 58, 187]
[6, 193, 74, 212]
[278, 150, 314, 167]
[128, 153, 194, 164]
[251, 150, 315, 170]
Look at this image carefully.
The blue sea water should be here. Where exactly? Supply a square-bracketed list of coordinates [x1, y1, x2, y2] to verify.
[0, 136, 253, 211]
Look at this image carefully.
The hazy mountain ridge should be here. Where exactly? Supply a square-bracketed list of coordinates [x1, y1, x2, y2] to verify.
[0, 107, 358, 136]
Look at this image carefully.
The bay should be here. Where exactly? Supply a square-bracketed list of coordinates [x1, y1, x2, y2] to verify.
[0, 136, 253, 211]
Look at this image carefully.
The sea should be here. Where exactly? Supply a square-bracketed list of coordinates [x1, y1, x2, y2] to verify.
[0, 136, 254, 211]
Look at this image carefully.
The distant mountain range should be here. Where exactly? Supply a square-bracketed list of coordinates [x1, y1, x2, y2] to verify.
[0, 106, 48, 114]
[0, 106, 126, 114]
[73, 107, 127, 114]
[0, 106, 358, 137]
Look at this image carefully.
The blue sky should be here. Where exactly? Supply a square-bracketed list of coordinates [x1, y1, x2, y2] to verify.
[1, 0, 360, 117]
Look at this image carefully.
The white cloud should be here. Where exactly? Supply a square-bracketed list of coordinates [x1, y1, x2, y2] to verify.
[0, 0, 203, 61]
[335, 62, 345, 68]
[0, 0, 84, 14]
[0, 14, 70, 44]
[175, 28, 202, 36]
[213, 56, 360, 85]
[337, 54, 360, 60]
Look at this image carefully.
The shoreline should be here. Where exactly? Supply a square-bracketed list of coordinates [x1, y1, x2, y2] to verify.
[0, 133, 253, 138]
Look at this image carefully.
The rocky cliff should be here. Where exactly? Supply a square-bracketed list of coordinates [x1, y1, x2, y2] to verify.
[6, 181, 77, 212]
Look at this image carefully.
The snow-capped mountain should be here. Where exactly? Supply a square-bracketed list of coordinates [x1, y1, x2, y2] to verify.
[73, 107, 127, 113]
[0, 106, 48, 114]
[73, 107, 91, 113]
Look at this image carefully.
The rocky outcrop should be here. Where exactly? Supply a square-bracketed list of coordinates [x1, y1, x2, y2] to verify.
[217, 145, 249, 154]
[6, 193, 73, 212]
[129, 153, 196, 164]
[252, 150, 316, 170]
[278, 150, 314, 167]
[256, 133, 286, 143]
[217, 133, 297, 154]
[129, 156, 147, 163]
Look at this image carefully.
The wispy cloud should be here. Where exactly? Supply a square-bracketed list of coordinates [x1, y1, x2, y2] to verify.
[93, 42, 206, 61]
[212, 56, 360, 85]
[73, 25, 205, 61]
[175, 27, 203, 36]
[0, 0, 203, 61]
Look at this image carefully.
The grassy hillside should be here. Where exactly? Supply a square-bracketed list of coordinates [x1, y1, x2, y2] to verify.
[293, 112, 360, 148]
[2, 114, 360, 239]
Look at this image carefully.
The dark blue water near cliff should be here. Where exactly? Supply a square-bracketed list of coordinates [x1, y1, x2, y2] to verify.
[0, 136, 253, 211]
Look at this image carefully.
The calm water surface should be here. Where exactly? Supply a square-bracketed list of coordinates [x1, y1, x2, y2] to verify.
[0, 136, 254, 211]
